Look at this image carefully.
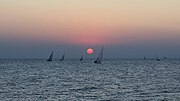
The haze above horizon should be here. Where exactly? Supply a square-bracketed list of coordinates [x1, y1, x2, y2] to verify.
[0, 0, 180, 58]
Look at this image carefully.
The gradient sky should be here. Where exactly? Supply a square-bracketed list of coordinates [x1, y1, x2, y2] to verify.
[0, 0, 180, 58]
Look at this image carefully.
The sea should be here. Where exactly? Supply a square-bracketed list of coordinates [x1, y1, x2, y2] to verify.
[0, 59, 180, 101]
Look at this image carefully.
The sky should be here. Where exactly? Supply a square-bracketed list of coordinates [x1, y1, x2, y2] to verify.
[0, 0, 180, 58]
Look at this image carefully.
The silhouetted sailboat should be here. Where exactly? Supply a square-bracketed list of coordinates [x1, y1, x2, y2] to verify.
[94, 47, 104, 64]
[60, 53, 65, 61]
[80, 55, 83, 61]
[47, 51, 53, 61]
[144, 56, 147, 60]
[156, 56, 160, 61]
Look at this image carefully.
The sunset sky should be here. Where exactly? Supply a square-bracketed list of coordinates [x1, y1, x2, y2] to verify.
[0, 0, 180, 58]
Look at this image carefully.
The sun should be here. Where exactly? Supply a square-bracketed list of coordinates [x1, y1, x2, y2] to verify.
[87, 48, 94, 55]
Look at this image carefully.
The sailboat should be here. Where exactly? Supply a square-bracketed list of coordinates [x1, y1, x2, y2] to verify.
[47, 51, 53, 61]
[144, 56, 147, 60]
[163, 57, 167, 59]
[94, 47, 104, 64]
[80, 55, 83, 61]
[60, 53, 65, 61]
[156, 56, 160, 61]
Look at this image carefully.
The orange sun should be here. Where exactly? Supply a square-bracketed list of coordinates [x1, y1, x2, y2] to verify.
[87, 48, 94, 54]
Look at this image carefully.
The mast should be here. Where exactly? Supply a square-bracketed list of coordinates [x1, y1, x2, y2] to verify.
[100, 46, 104, 59]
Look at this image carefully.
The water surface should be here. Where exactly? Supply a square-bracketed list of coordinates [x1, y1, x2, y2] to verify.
[0, 59, 180, 100]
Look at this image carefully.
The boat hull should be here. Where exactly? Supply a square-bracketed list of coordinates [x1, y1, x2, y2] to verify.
[94, 60, 101, 64]
[47, 60, 52, 61]
[156, 59, 160, 61]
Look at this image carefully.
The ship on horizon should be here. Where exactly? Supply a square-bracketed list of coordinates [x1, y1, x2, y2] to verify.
[94, 47, 104, 64]
[47, 51, 53, 61]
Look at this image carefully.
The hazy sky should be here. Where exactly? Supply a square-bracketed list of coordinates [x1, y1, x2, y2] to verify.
[0, 0, 180, 58]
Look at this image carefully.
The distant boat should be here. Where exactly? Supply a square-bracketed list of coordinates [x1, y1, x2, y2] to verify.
[80, 55, 83, 61]
[47, 51, 53, 61]
[144, 56, 147, 60]
[60, 53, 65, 61]
[94, 47, 104, 64]
[156, 56, 160, 61]
[163, 57, 167, 59]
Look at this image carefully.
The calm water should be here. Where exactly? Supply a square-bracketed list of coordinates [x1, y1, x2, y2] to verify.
[0, 59, 180, 101]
